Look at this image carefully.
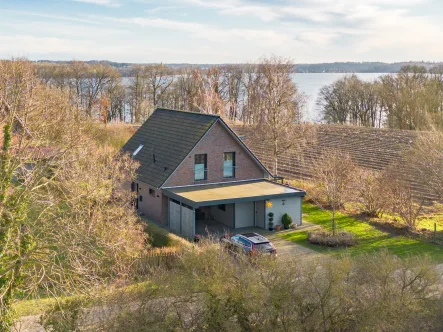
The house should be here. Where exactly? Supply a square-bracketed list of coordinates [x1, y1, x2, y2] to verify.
[122, 108, 306, 238]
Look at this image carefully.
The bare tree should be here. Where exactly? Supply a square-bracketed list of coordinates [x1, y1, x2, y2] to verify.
[386, 177, 424, 230]
[312, 151, 357, 234]
[317, 75, 382, 127]
[251, 56, 305, 175]
[144, 64, 173, 110]
[84, 63, 120, 118]
[168, 67, 201, 112]
[190, 67, 225, 115]
[127, 65, 149, 123]
[69, 61, 89, 111]
[0, 60, 146, 329]
[317, 76, 353, 125]
[242, 63, 262, 124]
[354, 168, 388, 217]
[221, 65, 244, 120]
[405, 130, 443, 201]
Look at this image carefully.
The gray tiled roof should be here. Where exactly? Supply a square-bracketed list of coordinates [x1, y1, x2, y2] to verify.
[122, 108, 219, 188]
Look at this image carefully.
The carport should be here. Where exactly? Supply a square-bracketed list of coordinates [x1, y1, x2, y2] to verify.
[162, 179, 306, 238]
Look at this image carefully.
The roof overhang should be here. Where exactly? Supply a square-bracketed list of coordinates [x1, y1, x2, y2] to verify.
[162, 179, 306, 208]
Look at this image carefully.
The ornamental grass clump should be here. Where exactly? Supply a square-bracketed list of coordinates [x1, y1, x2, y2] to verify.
[308, 230, 357, 247]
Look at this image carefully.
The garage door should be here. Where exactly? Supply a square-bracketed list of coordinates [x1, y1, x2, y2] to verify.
[169, 199, 181, 233]
[181, 204, 195, 238]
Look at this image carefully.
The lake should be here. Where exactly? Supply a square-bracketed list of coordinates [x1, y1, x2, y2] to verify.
[292, 73, 383, 122]
[123, 72, 385, 122]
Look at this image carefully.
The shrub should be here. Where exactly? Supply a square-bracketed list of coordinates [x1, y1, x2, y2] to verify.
[354, 168, 388, 217]
[268, 212, 274, 229]
[307, 231, 357, 247]
[282, 213, 293, 229]
[46, 244, 443, 332]
[385, 176, 424, 230]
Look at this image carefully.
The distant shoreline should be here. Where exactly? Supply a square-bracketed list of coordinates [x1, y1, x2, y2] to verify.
[32, 60, 443, 75]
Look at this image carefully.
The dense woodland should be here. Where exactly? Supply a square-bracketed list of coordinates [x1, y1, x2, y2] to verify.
[35, 60, 443, 132]
[317, 65, 443, 130]
[35, 57, 303, 125]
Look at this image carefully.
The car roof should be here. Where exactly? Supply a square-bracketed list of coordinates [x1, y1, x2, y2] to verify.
[239, 233, 270, 244]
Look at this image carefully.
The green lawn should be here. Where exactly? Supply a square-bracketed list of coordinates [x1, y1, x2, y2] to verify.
[280, 203, 443, 262]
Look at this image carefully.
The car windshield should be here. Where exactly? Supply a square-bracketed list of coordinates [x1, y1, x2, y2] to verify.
[255, 242, 274, 252]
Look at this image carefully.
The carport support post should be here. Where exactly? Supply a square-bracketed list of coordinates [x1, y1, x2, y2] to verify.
[193, 207, 196, 237]
[180, 202, 182, 234]
[167, 198, 170, 228]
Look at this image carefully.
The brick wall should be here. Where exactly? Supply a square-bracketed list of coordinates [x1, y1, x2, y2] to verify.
[136, 181, 166, 223]
[163, 121, 267, 187]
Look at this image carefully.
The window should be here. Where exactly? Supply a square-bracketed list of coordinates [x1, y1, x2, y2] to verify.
[223, 152, 236, 178]
[238, 237, 252, 248]
[149, 188, 155, 197]
[218, 204, 226, 211]
[194, 154, 207, 180]
[133, 144, 143, 157]
[139, 195, 143, 202]
[131, 182, 135, 192]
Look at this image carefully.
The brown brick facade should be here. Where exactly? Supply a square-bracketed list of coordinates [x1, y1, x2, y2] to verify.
[136, 181, 168, 224]
[163, 121, 267, 187]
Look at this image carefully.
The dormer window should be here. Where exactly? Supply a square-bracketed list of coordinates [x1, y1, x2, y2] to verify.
[133, 144, 143, 157]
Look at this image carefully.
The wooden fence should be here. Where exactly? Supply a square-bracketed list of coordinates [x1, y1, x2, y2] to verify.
[133, 248, 182, 274]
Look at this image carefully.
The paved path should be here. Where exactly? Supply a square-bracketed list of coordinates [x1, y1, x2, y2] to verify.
[265, 223, 321, 258]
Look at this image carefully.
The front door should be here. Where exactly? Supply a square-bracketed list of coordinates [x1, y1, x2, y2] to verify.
[255, 200, 265, 229]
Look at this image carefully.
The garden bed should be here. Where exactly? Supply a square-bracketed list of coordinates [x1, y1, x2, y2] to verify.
[308, 231, 356, 247]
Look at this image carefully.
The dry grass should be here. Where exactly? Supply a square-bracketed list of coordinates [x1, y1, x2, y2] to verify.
[91, 123, 138, 149]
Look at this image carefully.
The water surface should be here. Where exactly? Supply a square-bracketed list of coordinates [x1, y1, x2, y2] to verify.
[292, 73, 384, 122]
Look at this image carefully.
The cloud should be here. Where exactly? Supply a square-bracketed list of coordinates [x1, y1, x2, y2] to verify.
[145, 6, 184, 14]
[109, 16, 289, 46]
[178, 0, 429, 25]
[72, 0, 121, 8]
[220, 6, 279, 22]
[0, 9, 100, 25]
[1, 0, 443, 63]
[0, 34, 232, 62]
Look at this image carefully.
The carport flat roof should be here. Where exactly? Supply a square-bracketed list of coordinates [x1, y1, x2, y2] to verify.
[163, 179, 306, 207]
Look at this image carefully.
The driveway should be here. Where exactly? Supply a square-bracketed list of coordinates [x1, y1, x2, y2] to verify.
[226, 222, 321, 259]
[196, 219, 321, 258]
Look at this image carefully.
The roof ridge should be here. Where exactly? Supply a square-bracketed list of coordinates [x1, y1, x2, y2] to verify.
[155, 107, 220, 118]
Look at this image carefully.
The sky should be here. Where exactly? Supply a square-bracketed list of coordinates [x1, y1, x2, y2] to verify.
[1, 0, 443, 64]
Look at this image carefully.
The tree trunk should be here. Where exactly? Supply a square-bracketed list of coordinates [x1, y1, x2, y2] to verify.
[332, 207, 336, 236]
[273, 138, 278, 176]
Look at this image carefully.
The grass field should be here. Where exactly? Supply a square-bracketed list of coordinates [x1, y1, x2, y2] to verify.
[280, 203, 443, 262]
[418, 210, 443, 231]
